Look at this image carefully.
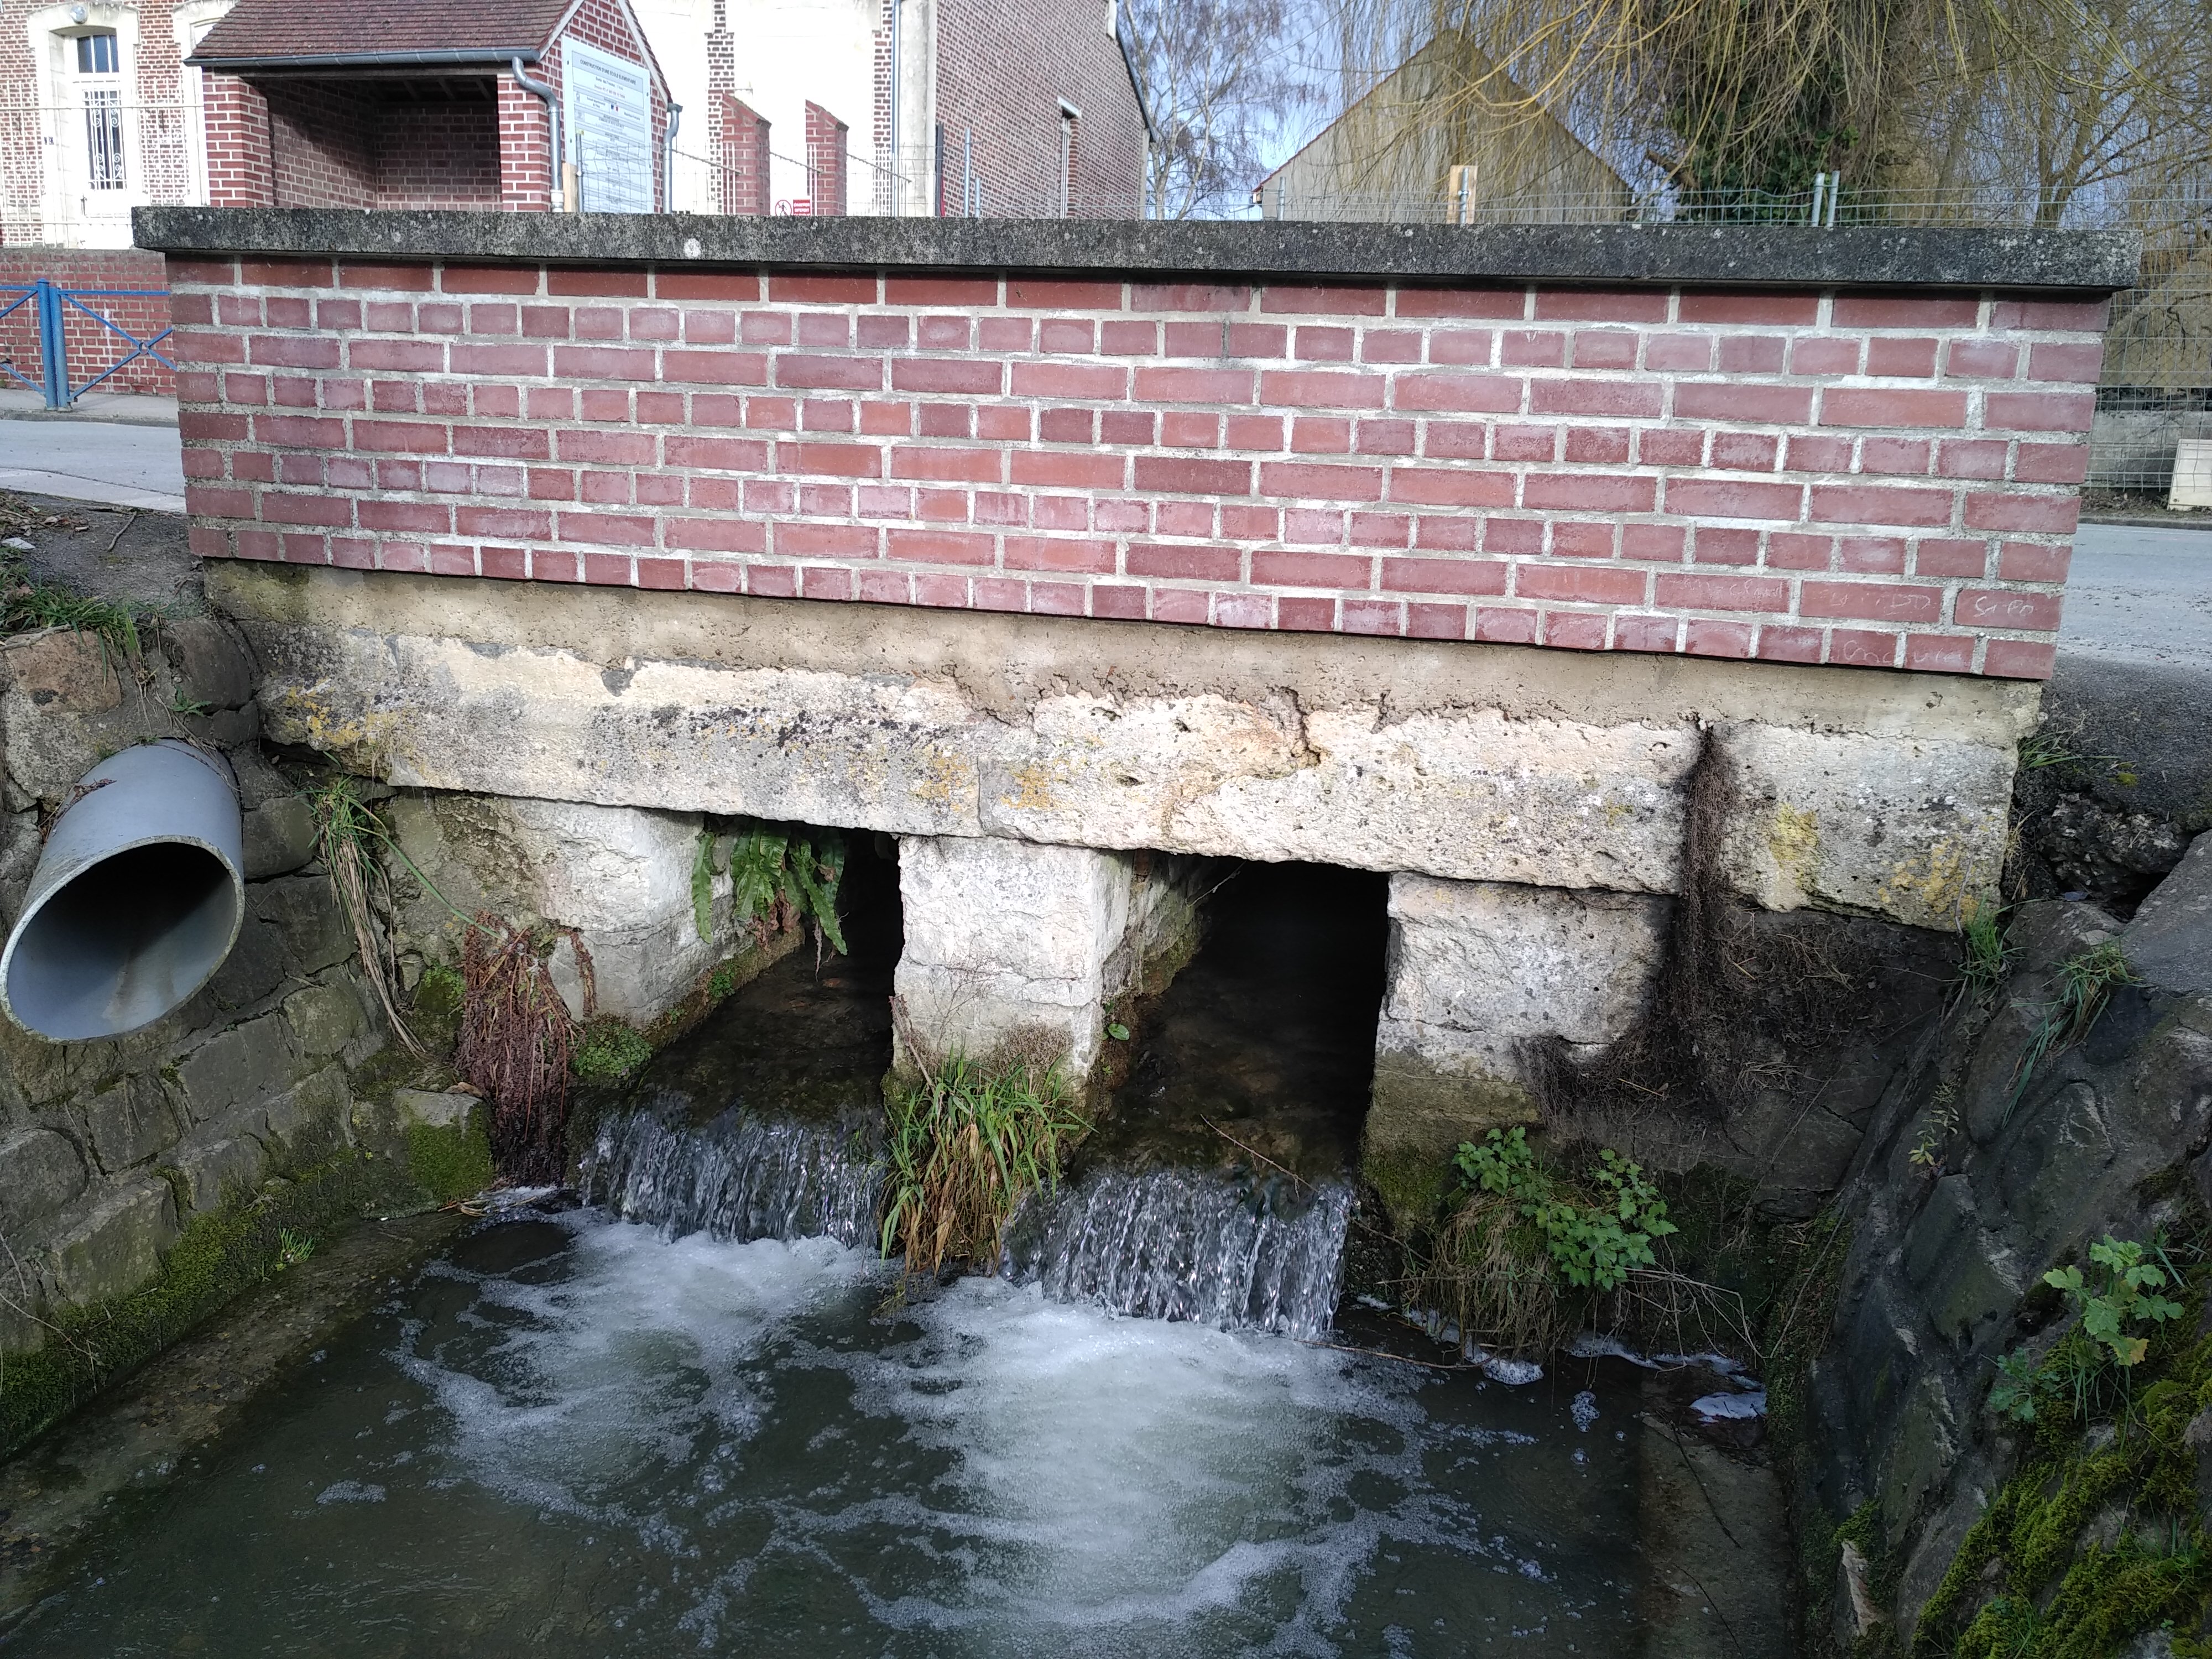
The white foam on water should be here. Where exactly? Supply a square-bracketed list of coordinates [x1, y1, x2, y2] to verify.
[396, 1215, 874, 1522]
[395, 1215, 1603, 1656]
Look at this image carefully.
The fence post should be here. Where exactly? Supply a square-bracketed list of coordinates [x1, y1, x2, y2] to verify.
[35, 279, 67, 410]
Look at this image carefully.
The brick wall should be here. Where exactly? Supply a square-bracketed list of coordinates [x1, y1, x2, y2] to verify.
[935, 0, 1144, 216]
[719, 97, 771, 216]
[165, 256, 2104, 679]
[265, 84, 379, 210]
[805, 103, 849, 217]
[0, 247, 173, 396]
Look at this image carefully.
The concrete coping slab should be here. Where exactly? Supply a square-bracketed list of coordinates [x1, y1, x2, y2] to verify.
[131, 208, 2142, 293]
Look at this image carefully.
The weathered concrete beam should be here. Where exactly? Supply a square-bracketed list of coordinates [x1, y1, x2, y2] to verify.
[216, 565, 2037, 933]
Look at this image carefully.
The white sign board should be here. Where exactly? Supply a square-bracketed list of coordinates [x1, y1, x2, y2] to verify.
[564, 39, 653, 213]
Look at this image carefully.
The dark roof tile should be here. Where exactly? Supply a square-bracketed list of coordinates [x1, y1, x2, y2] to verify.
[191, 0, 573, 64]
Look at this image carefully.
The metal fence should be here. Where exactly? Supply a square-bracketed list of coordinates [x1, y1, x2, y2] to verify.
[0, 279, 175, 406]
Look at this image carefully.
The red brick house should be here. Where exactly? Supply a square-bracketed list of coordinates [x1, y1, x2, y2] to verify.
[186, 0, 672, 212]
[682, 0, 1150, 218]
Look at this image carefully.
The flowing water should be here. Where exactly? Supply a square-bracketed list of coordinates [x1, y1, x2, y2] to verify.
[10, 1215, 1646, 1657]
[7, 857, 1662, 1655]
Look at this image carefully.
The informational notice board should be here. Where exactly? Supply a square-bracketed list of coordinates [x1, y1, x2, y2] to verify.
[564, 39, 653, 212]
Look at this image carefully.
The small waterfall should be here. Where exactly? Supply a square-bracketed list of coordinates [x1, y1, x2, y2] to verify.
[583, 1105, 882, 1248]
[1003, 1168, 1352, 1342]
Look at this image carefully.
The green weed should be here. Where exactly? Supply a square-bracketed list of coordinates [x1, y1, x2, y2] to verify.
[693, 821, 848, 954]
[1454, 1127, 1678, 1292]
[2009, 943, 2140, 1120]
[1909, 1092, 1961, 1176]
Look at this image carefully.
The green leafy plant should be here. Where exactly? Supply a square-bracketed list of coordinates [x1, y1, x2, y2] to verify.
[2008, 943, 2140, 1119]
[880, 1023, 1085, 1280]
[1107, 1021, 1131, 1041]
[273, 1229, 315, 1270]
[693, 821, 849, 956]
[1454, 1128, 1678, 1292]
[166, 686, 214, 719]
[1910, 1088, 1960, 1175]
[2047, 1237, 2185, 1371]
[1989, 1347, 2042, 1422]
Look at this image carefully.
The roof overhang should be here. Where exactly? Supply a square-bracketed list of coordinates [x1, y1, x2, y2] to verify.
[186, 47, 540, 73]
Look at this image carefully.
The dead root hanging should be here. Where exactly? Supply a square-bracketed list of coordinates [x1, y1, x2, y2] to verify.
[456, 915, 596, 1184]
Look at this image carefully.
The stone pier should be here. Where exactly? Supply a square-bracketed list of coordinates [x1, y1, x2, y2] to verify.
[1368, 875, 1669, 1164]
[893, 836, 1200, 1083]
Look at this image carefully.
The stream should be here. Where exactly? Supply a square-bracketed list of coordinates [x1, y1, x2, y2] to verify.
[6, 855, 1658, 1656]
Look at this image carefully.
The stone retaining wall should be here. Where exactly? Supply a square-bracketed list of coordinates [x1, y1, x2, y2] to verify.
[0, 622, 379, 1355]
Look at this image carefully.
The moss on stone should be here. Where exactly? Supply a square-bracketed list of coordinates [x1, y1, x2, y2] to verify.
[1360, 1138, 1457, 1235]
[1910, 1278, 2212, 1657]
[403, 1111, 493, 1206]
[572, 1020, 653, 1087]
[0, 1149, 401, 1459]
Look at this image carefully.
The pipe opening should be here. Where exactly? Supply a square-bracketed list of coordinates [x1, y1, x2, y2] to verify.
[5, 840, 242, 1041]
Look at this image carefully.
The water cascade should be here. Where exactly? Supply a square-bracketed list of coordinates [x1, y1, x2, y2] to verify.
[583, 1104, 883, 1248]
[1003, 1167, 1352, 1341]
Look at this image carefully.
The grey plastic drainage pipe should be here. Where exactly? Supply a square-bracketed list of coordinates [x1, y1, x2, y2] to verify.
[1, 740, 246, 1041]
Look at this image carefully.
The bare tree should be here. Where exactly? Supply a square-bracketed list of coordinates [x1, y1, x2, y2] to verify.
[1125, 0, 1324, 219]
[1319, 0, 2211, 211]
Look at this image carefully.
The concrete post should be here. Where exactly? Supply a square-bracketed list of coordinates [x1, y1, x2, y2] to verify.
[893, 835, 1198, 1084]
[1367, 874, 1667, 1176]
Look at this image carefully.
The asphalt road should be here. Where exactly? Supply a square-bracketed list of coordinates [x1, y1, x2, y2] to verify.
[0, 413, 186, 512]
[2062, 521, 2212, 671]
[0, 416, 2205, 667]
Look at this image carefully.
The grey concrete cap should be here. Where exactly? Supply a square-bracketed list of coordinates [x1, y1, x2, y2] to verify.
[2124, 832, 2212, 994]
[133, 208, 2141, 293]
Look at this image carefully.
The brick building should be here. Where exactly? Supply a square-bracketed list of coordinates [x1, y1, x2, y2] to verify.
[0, 0, 671, 249]
[665, 0, 1150, 217]
[187, 0, 671, 213]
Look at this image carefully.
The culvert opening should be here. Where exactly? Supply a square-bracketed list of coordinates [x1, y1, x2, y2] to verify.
[1087, 859, 1391, 1182]
[3, 839, 241, 1042]
[604, 827, 903, 1132]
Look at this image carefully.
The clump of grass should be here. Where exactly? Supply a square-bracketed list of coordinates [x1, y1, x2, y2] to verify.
[309, 778, 427, 1057]
[2008, 942, 2140, 1120]
[573, 1019, 653, 1086]
[1957, 900, 2011, 1000]
[880, 1011, 1086, 1281]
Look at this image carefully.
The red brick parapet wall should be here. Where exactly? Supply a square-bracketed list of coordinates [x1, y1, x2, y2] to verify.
[160, 244, 2112, 679]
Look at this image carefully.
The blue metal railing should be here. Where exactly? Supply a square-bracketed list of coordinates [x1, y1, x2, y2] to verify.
[0, 278, 174, 409]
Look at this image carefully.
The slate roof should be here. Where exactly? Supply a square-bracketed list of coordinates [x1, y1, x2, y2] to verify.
[190, 0, 575, 66]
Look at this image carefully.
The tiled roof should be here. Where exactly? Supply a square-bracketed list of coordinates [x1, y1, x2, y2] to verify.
[190, 0, 575, 65]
